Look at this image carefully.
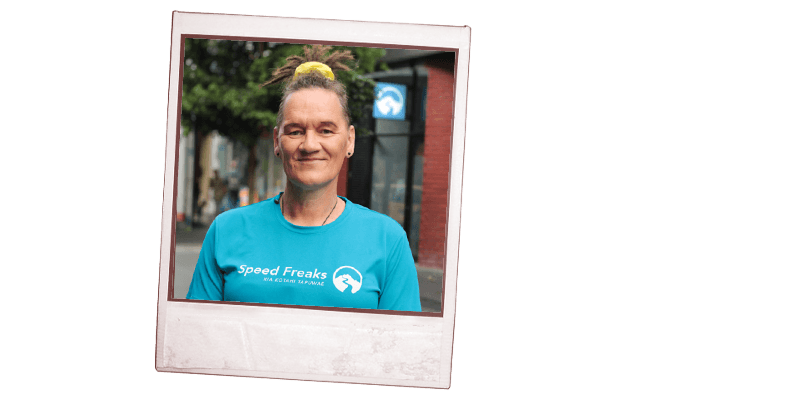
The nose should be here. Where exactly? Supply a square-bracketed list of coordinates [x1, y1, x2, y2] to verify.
[298, 130, 322, 153]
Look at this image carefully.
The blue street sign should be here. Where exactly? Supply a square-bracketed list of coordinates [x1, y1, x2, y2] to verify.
[373, 82, 407, 120]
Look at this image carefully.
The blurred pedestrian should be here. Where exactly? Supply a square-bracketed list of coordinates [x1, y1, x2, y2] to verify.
[210, 170, 227, 216]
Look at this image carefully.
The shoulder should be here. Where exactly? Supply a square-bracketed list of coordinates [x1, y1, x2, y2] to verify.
[344, 199, 407, 238]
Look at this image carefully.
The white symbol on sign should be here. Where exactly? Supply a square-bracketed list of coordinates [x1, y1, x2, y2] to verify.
[376, 86, 404, 116]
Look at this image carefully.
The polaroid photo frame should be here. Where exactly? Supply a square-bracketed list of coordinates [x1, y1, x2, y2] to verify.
[156, 11, 470, 388]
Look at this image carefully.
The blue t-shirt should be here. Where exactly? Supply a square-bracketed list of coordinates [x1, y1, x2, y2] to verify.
[186, 195, 421, 312]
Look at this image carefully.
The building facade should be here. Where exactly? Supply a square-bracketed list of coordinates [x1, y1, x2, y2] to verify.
[345, 49, 455, 271]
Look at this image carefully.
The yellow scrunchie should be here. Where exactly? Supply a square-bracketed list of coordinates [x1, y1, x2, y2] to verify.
[294, 61, 335, 81]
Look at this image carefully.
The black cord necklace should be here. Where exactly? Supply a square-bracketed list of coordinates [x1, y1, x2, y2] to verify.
[280, 195, 338, 226]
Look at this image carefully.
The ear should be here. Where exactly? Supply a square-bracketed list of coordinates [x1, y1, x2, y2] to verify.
[347, 125, 355, 157]
[273, 126, 280, 155]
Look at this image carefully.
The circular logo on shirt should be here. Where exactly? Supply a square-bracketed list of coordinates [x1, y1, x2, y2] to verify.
[332, 266, 363, 294]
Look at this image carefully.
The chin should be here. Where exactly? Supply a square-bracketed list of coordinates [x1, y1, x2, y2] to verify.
[288, 174, 337, 191]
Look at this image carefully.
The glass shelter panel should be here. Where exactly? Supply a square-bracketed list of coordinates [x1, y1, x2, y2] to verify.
[370, 136, 409, 226]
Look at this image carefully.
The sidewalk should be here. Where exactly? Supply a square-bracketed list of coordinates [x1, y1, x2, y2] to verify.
[175, 224, 443, 312]
[175, 223, 209, 245]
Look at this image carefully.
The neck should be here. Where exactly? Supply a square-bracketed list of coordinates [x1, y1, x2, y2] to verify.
[281, 182, 342, 226]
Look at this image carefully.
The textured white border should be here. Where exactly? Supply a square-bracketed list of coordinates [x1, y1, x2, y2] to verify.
[156, 11, 470, 388]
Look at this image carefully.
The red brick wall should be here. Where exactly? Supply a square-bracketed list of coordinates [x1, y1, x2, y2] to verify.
[418, 56, 455, 270]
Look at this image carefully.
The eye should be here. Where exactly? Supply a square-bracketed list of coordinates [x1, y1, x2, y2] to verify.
[287, 129, 303, 136]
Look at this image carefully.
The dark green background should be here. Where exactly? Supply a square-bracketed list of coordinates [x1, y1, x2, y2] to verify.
[0, 1, 800, 399]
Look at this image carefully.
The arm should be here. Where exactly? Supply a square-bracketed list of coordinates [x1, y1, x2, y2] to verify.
[378, 233, 422, 311]
[185, 220, 224, 301]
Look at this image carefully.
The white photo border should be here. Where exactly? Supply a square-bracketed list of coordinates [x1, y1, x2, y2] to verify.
[156, 11, 470, 388]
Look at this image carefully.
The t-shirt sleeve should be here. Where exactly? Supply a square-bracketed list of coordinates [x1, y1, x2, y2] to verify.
[378, 232, 422, 311]
[186, 220, 224, 301]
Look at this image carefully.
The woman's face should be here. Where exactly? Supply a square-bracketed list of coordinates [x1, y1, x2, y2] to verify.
[274, 88, 355, 192]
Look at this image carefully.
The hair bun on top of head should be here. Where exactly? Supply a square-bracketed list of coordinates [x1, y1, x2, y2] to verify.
[293, 61, 335, 81]
[260, 45, 355, 88]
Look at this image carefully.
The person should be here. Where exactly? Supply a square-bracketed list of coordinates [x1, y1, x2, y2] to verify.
[186, 45, 421, 311]
[210, 170, 228, 216]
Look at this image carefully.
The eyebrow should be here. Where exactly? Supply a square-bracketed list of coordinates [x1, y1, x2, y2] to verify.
[282, 121, 339, 130]
[318, 121, 338, 128]
[283, 123, 303, 130]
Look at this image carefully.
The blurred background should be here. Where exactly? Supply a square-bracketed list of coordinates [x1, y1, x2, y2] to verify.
[172, 39, 456, 312]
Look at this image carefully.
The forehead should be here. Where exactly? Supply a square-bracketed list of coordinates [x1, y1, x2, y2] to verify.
[283, 88, 346, 125]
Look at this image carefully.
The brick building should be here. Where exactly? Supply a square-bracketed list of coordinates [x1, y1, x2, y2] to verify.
[342, 49, 455, 271]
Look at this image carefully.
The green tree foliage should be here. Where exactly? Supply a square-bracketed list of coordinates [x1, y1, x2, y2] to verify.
[181, 39, 385, 144]
[180, 39, 386, 207]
